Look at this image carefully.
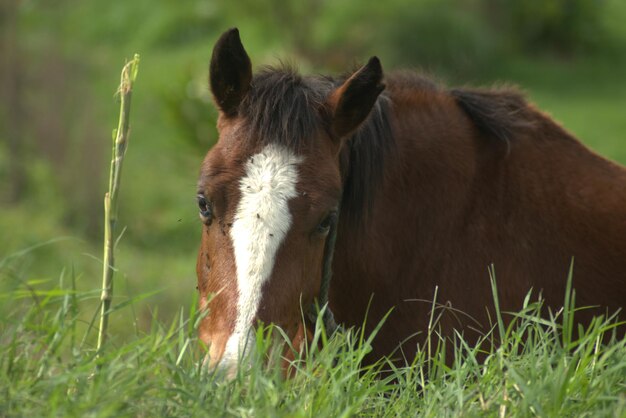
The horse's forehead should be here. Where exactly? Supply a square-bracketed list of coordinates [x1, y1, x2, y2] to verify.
[202, 116, 340, 199]
[200, 135, 255, 179]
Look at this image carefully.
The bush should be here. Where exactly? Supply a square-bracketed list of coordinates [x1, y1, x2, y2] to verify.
[494, 0, 611, 55]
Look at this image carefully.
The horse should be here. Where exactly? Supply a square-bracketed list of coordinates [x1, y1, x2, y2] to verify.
[195, 28, 626, 372]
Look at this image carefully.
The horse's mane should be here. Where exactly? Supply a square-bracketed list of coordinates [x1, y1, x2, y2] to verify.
[240, 65, 394, 224]
[240, 66, 330, 150]
[450, 86, 536, 143]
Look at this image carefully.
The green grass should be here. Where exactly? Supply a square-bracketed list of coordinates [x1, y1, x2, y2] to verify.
[2, 250, 625, 417]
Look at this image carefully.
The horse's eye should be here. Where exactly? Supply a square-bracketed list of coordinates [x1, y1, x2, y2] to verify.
[197, 195, 213, 223]
[316, 211, 337, 236]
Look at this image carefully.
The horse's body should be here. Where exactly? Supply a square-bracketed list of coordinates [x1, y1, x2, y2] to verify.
[330, 78, 626, 361]
[196, 29, 626, 371]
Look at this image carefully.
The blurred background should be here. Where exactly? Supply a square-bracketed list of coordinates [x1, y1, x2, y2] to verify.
[2, 0, 626, 335]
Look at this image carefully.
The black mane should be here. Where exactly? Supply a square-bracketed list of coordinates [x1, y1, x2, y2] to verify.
[240, 67, 331, 150]
[450, 87, 535, 143]
[341, 93, 393, 223]
[239, 65, 394, 224]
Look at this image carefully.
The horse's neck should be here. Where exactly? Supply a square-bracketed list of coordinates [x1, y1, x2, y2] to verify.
[335, 90, 626, 294]
[385, 94, 626, 235]
[492, 117, 626, 225]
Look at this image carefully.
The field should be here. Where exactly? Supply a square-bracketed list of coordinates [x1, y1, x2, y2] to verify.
[2, 254, 626, 416]
[2, 1, 626, 416]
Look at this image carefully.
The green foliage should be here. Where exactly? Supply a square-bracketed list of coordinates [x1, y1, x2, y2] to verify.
[501, 0, 610, 54]
[161, 70, 219, 153]
[376, 0, 499, 76]
[1, 253, 626, 416]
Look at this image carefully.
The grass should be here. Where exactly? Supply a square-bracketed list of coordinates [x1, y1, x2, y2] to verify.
[97, 54, 139, 355]
[1, 249, 625, 417]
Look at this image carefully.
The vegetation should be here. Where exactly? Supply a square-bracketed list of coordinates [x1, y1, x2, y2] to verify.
[2, 0, 626, 416]
[1, 256, 625, 416]
[97, 54, 139, 354]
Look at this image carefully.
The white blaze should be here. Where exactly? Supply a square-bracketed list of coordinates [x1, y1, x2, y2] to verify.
[221, 143, 302, 369]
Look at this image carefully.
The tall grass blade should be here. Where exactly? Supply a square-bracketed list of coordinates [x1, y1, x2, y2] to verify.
[96, 54, 140, 357]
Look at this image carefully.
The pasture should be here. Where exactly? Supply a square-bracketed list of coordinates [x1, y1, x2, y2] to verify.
[2, 1, 626, 416]
[2, 249, 626, 416]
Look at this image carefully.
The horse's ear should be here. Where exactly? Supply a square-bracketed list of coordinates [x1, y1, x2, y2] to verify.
[328, 57, 385, 139]
[209, 28, 252, 116]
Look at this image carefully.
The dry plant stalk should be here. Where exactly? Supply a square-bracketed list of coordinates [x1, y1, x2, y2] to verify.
[97, 55, 140, 354]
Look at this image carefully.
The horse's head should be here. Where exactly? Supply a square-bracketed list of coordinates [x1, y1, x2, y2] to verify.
[196, 28, 384, 372]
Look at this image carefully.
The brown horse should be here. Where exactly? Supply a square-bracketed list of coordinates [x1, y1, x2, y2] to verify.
[196, 28, 626, 372]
